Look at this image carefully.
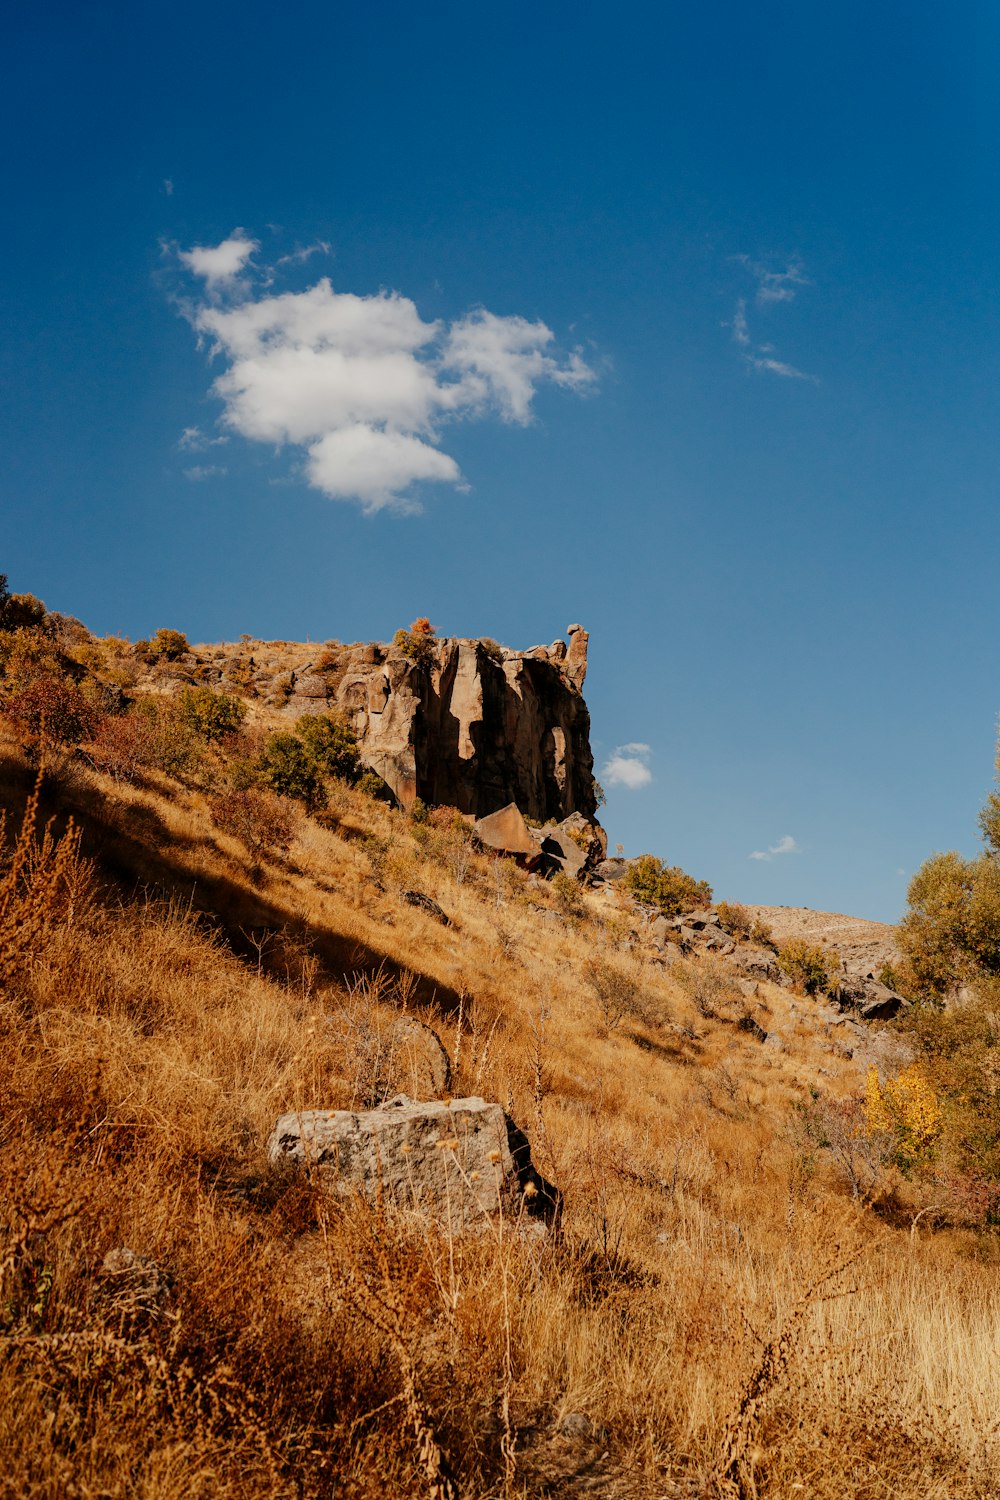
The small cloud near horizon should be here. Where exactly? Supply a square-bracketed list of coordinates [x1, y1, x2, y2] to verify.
[601, 743, 653, 790]
[749, 834, 800, 862]
[173, 228, 596, 513]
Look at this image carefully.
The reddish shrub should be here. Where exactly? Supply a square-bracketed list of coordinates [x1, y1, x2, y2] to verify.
[89, 712, 158, 783]
[3, 674, 96, 747]
[209, 788, 295, 856]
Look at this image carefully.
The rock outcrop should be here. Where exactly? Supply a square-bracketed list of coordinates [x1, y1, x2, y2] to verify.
[195, 625, 598, 825]
[336, 627, 596, 822]
[267, 1094, 559, 1232]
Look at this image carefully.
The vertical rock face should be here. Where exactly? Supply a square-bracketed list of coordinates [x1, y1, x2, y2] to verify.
[333, 626, 597, 823]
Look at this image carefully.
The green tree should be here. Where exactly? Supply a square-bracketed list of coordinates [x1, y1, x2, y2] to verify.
[180, 687, 247, 743]
[899, 851, 1000, 1000]
[257, 732, 325, 810]
[623, 853, 712, 916]
[294, 712, 360, 782]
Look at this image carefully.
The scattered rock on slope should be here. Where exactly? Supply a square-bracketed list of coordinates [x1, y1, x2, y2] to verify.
[267, 1094, 559, 1232]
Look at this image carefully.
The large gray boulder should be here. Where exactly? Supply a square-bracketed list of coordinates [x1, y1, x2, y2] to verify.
[267, 1095, 558, 1232]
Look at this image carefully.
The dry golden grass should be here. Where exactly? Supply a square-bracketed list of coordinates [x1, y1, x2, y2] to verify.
[1, 744, 999, 1498]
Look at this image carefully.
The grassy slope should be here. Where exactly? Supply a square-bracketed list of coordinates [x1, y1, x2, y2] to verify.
[1, 724, 999, 1498]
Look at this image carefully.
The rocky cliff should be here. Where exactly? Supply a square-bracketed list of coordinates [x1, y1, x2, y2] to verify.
[334, 625, 595, 822]
[200, 624, 598, 824]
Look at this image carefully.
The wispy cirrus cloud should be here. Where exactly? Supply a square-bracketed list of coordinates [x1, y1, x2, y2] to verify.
[177, 425, 228, 452]
[726, 258, 818, 383]
[749, 834, 801, 862]
[174, 229, 596, 513]
[601, 743, 653, 790]
[736, 255, 810, 305]
[183, 463, 227, 482]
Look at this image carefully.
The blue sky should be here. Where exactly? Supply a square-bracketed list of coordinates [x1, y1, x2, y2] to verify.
[4, 0, 1000, 920]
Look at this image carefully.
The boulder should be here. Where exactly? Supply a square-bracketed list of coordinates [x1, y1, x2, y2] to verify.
[474, 803, 541, 863]
[267, 1095, 559, 1232]
[402, 890, 451, 925]
[729, 945, 785, 986]
[539, 825, 586, 879]
[857, 981, 906, 1021]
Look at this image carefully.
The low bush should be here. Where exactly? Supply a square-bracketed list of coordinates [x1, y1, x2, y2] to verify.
[3, 674, 96, 749]
[148, 628, 189, 661]
[777, 938, 839, 995]
[180, 686, 247, 743]
[0, 575, 47, 633]
[209, 787, 295, 856]
[624, 853, 712, 916]
[392, 617, 437, 666]
[294, 712, 360, 783]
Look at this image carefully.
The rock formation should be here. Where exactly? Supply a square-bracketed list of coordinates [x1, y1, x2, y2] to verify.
[267, 1094, 559, 1232]
[225, 624, 598, 823]
[330, 626, 596, 822]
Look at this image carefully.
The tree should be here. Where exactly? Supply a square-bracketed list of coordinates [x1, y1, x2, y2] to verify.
[257, 732, 325, 810]
[180, 687, 246, 743]
[294, 712, 361, 782]
[623, 853, 712, 916]
[898, 851, 1000, 999]
[393, 617, 438, 665]
[0, 574, 47, 633]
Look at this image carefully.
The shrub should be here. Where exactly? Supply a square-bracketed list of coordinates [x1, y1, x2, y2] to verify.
[294, 712, 360, 783]
[129, 697, 203, 779]
[777, 938, 839, 995]
[585, 957, 641, 1029]
[180, 687, 247, 743]
[148, 628, 189, 661]
[551, 869, 584, 917]
[392, 617, 437, 666]
[864, 1063, 942, 1173]
[479, 638, 504, 664]
[0, 629, 64, 691]
[356, 769, 392, 802]
[624, 853, 712, 916]
[209, 787, 294, 856]
[257, 733, 325, 810]
[717, 901, 752, 939]
[3, 674, 96, 748]
[0, 576, 47, 633]
[89, 712, 158, 783]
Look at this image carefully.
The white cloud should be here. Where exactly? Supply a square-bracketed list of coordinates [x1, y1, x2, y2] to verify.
[746, 353, 818, 383]
[163, 178, 174, 197]
[728, 258, 817, 383]
[736, 256, 810, 305]
[177, 425, 228, 452]
[177, 233, 595, 512]
[274, 241, 332, 269]
[179, 231, 259, 289]
[749, 834, 801, 862]
[729, 298, 750, 348]
[183, 464, 227, 481]
[601, 744, 653, 790]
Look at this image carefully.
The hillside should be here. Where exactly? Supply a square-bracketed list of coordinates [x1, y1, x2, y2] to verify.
[743, 905, 901, 978]
[1, 606, 999, 1498]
